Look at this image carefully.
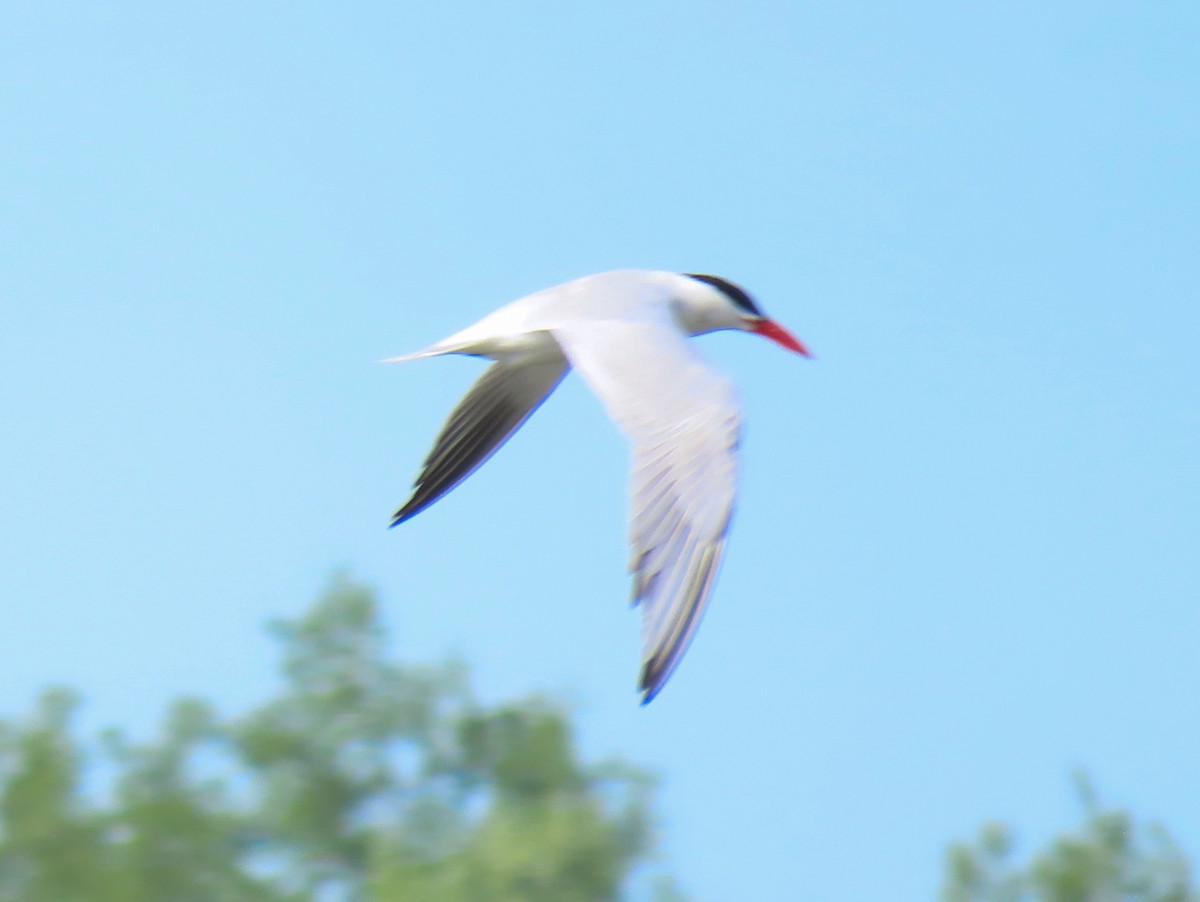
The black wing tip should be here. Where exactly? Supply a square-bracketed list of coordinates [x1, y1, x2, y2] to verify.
[388, 500, 422, 528]
[638, 661, 668, 705]
[390, 470, 457, 527]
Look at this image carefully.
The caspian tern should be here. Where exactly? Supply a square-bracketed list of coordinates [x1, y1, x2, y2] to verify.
[386, 270, 809, 703]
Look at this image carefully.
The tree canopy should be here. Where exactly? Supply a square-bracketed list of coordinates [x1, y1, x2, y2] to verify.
[942, 772, 1196, 902]
[2, 577, 1194, 901]
[0, 578, 682, 902]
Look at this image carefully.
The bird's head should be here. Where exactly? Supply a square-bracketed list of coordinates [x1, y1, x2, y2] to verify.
[679, 273, 812, 357]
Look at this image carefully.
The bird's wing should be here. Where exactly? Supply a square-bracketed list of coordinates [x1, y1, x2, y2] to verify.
[553, 316, 741, 703]
[392, 349, 569, 525]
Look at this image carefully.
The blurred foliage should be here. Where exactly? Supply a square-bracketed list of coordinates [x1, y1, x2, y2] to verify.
[942, 771, 1197, 902]
[0, 577, 683, 902]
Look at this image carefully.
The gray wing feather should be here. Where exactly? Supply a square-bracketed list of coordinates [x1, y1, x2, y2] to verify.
[392, 353, 569, 525]
[553, 317, 740, 703]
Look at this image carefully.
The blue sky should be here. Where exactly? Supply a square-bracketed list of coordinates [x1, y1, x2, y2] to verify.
[2, 3, 1197, 899]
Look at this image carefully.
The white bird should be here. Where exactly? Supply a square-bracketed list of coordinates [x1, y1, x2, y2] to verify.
[386, 270, 809, 703]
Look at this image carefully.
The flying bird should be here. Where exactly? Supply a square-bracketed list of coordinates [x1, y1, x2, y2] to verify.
[386, 270, 810, 703]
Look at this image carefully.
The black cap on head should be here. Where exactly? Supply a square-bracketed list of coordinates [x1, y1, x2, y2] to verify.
[684, 273, 763, 317]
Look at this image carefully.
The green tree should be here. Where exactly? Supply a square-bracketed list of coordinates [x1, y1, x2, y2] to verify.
[0, 689, 108, 902]
[0, 577, 682, 902]
[942, 772, 1196, 902]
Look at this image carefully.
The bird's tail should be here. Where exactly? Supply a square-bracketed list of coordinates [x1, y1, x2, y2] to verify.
[379, 345, 457, 364]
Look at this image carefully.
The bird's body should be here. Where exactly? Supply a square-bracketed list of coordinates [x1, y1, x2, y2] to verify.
[387, 270, 808, 703]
